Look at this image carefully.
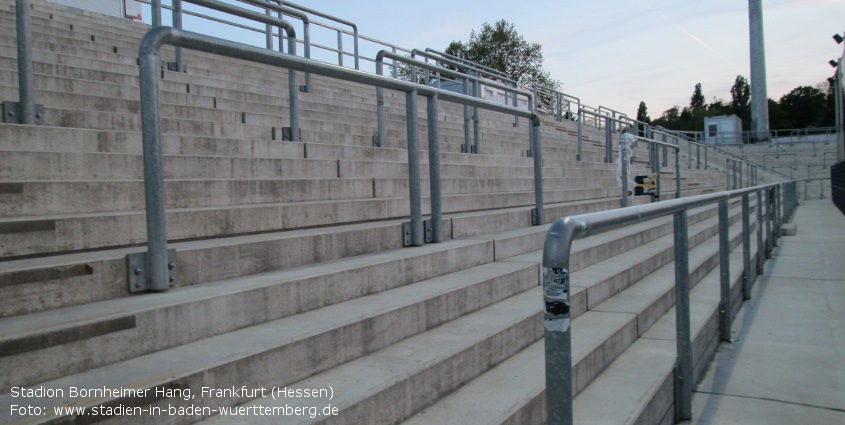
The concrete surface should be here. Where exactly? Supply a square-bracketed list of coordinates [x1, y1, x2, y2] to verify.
[690, 199, 845, 424]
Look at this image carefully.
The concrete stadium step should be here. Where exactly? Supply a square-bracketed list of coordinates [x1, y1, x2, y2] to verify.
[0, 178, 377, 216]
[396, 207, 760, 425]
[0, 192, 646, 315]
[0, 183, 621, 257]
[0, 176, 622, 217]
[1, 219, 410, 317]
[0, 262, 539, 424]
[0, 238, 504, 388]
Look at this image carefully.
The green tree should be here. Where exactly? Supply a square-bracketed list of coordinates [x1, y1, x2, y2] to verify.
[779, 85, 827, 128]
[730, 75, 750, 129]
[690, 83, 705, 109]
[445, 19, 561, 91]
[636, 101, 651, 123]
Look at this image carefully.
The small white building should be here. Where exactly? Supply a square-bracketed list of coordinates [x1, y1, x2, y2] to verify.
[703, 115, 742, 145]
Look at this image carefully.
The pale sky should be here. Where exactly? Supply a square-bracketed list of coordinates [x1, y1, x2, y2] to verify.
[161, 0, 845, 119]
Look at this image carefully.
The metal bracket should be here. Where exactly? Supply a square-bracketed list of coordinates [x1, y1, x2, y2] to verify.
[402, 222, 412, 247]
[423, 219, 434, 243]
[527, 148, 533, 158]
[126, 249, 177, 293]
[2, 101, 45, 125]
[166, 62, 188, 72]
[282, 127, 302, 142]
[372, 135, 381, 147]
[299, 84, 309, 93]
[531, 208, 540, 225]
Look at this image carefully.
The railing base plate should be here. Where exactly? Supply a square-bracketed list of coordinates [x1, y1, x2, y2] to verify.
[2, 101, 45, 125]
[127, 249, 177, 293]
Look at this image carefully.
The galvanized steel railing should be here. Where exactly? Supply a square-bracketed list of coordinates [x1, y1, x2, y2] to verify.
[375, 51, 535, 155]
[541, 180, 796, 424]
[619, 133, 681, 207]
[134, 26, 544, 291]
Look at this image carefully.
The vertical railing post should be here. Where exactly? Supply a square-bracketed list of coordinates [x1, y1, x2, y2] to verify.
[265, 8, 273, 50]
[374, 60, 386, 148]
[14, 0, 36, 125]
[472, 71, 480, 154]
[577, 109, 583, 161]
[426, 94, 442, 243]
[139, 44, 170, 292]
[774, 185, 782, 245]
[675, 148, 682, 199]
[621, 133, 629, 208]
[756, 190, 765, 274]
[718, 199, 731, 342]
[742, 194, 752, 300]
[152, 0, 161, 27]
[462, 78, 471, 153]
[172, 0, 183, 72]
[725, 159, 730, 191]
[704, 146, 708, 169]
[405, 91, 423, 246]
[336, 30, 343, 67]
[696, 143, 701, 169]
[286, 34, 299, 141]
[765, 187, 773, 258]
[674, 209, 693, 421]
[605, 116, 612, 163]
[531, 119, 545, 225]
[543, 261, 573, 425]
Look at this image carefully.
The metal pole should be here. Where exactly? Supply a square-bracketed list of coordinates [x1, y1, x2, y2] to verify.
[675, 149, 682, 199]
[463, 78, 471, 153]
[577, 109, 583, 161]
[472, 71, 480, 154]
[152, 0, 161, 27]
[139, 44, 170, 291]
[173, 0, 183, 72]
[265, 8, 273, 49]
[674, 209, 693, 421]
[742, 194, 752, 300]
[543, 263, 573, 425]
[605, 117, 612, 163]
[696, 143, 701, 169]
[756, 190, 765, 274]
[406, 91, 423, 246]
[336, 30, 344, 67]
[718, 199, 731, 342]
[375, 60, 386, 147]
[622, 134, 629, 208]
[532, 120, 545, 225]
[765, 188, 773, 258]
[426, 94, 442, 243]
[726, 159, 730, 191]
[15, 0, 36, 124]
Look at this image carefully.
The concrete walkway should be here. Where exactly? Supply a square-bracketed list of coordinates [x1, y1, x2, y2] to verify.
[690, 199, 845, 424]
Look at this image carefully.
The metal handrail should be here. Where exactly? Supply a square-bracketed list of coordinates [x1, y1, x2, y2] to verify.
[619, 134, 682, 207]
[137, 26, 544, 291]
[375, 51, 534, 155]
[274, 0, 359, 69]
[424, 48, 510, 80]
[541, 180, 794, 424]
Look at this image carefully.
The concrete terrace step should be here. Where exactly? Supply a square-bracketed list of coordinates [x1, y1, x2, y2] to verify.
[0, 262, 540, 424]
[0, 238, 501, 388]
[1, 175, 621, 216]
[0, 195, 639, 316]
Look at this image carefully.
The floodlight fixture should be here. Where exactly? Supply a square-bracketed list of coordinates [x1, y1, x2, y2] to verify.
[830, 59, 839, 68]
[834, 34, 844, 44]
